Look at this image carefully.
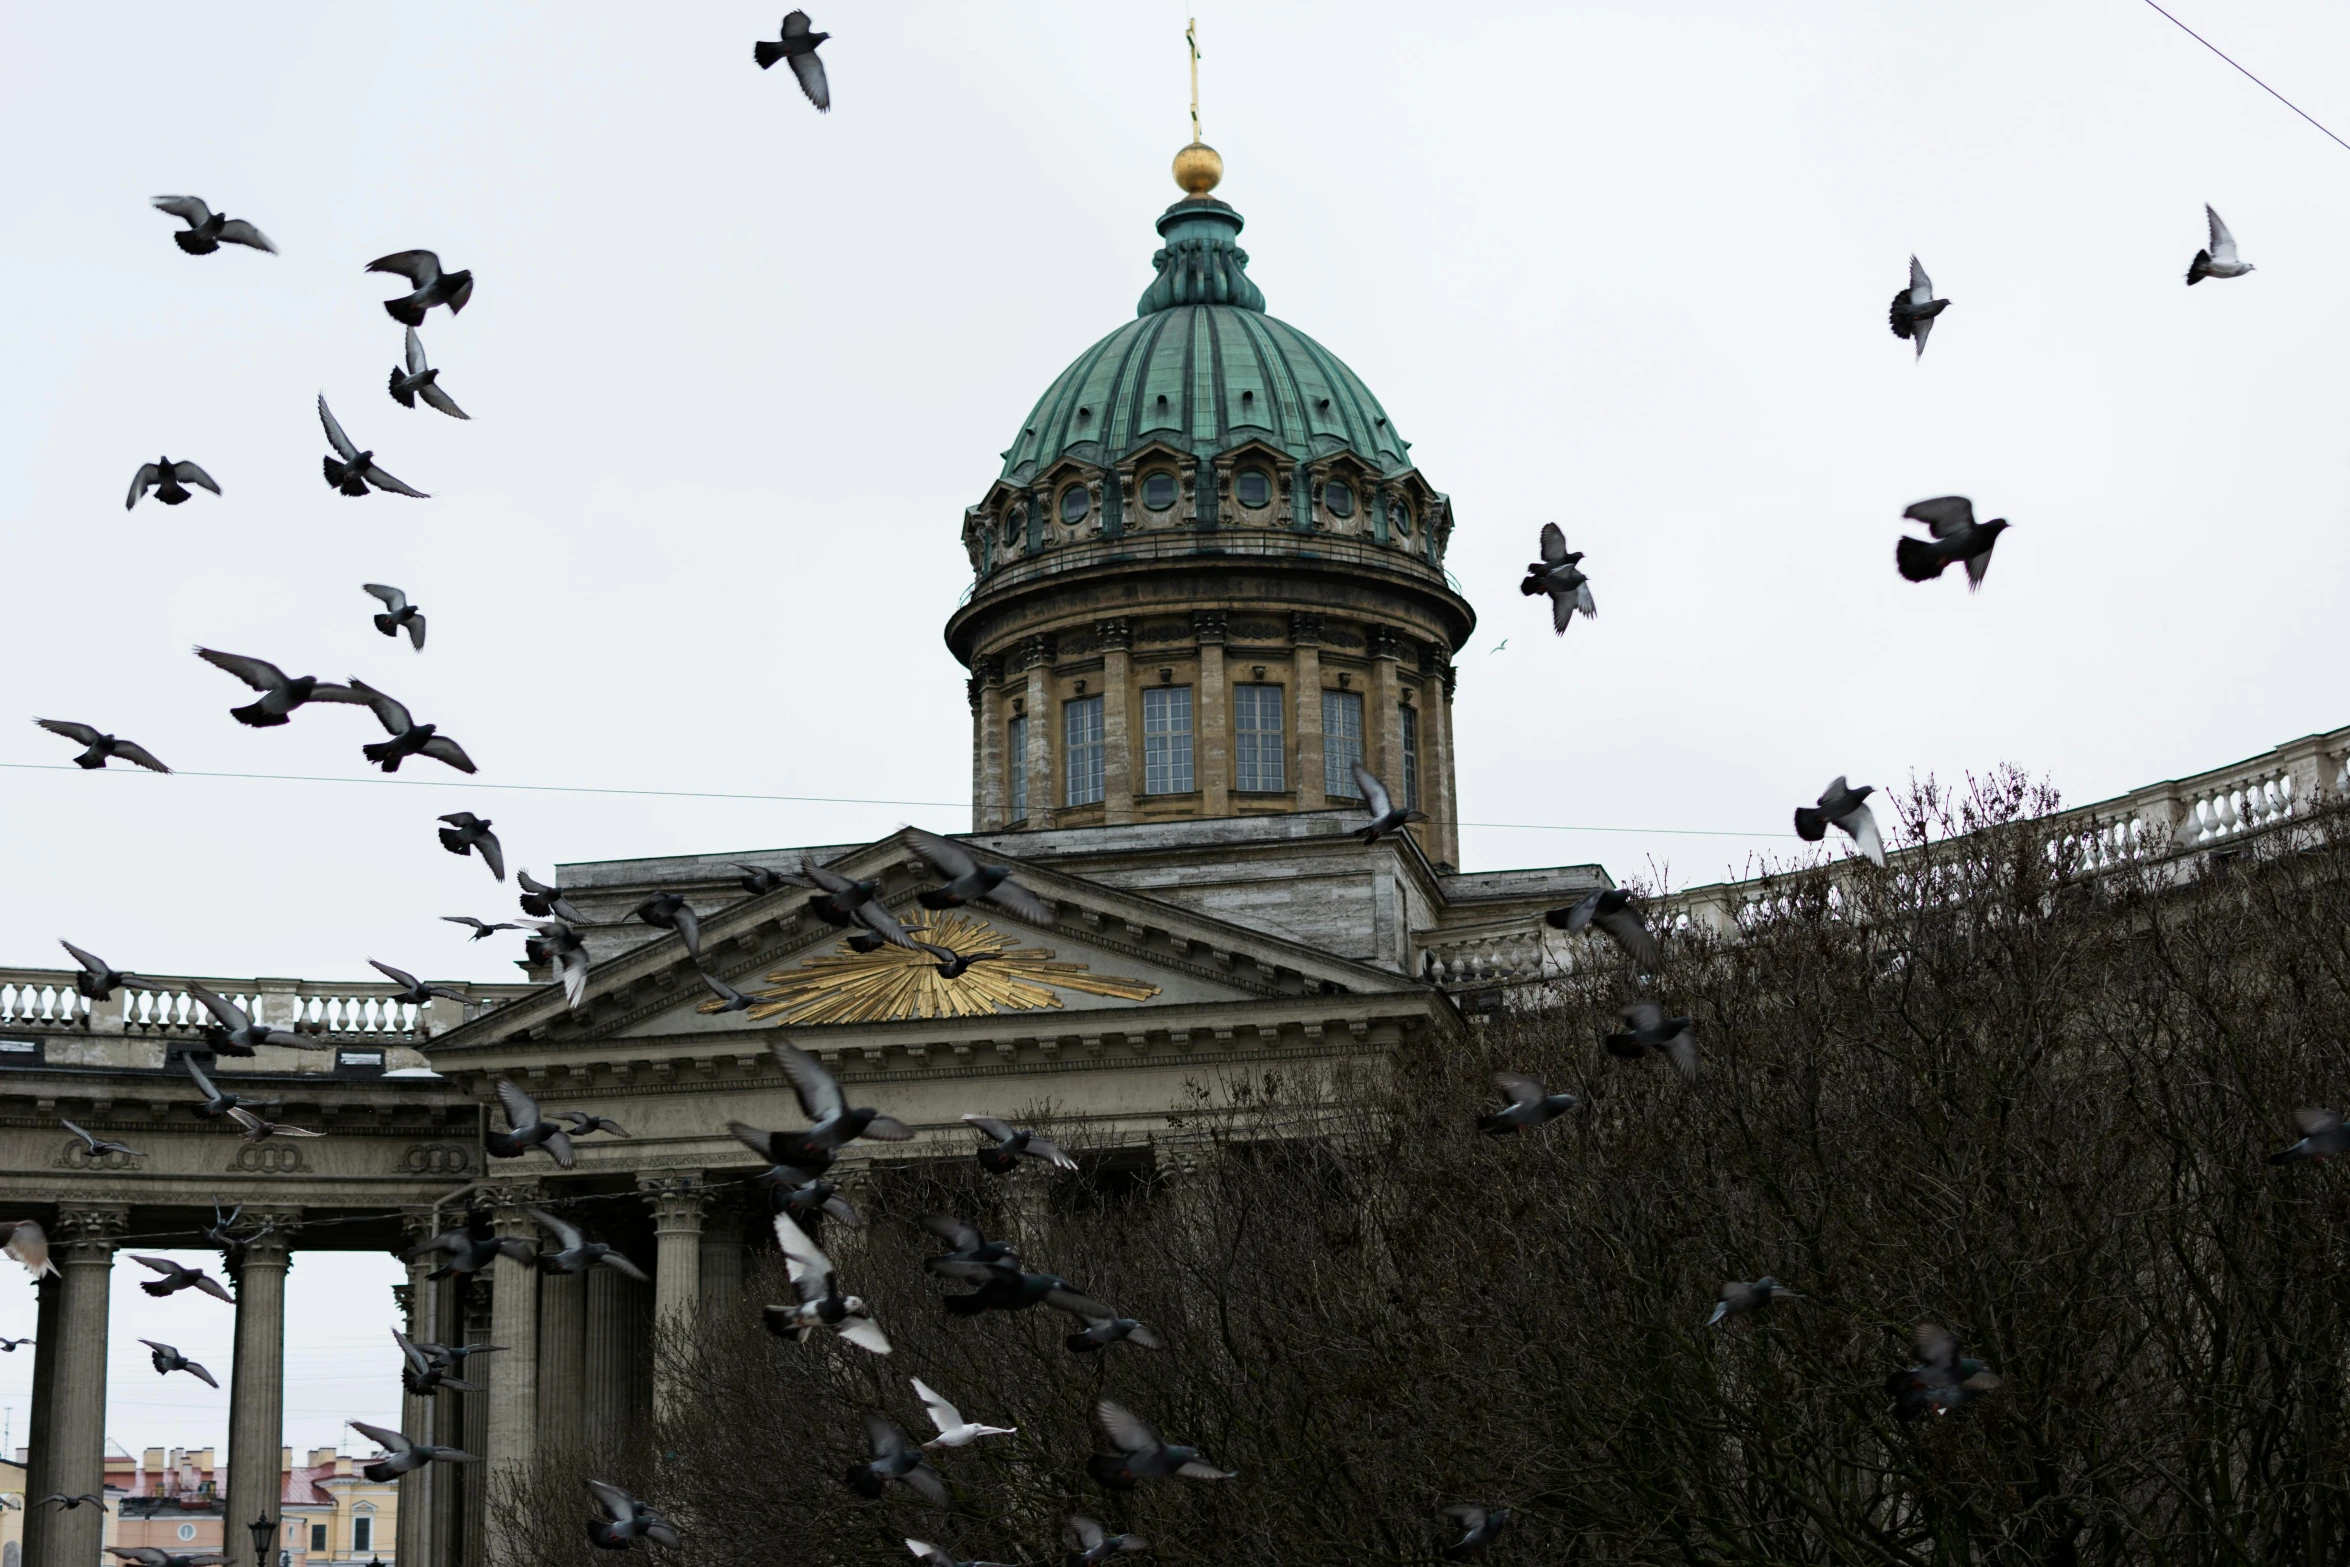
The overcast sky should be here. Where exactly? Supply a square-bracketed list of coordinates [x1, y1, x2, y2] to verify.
[8, 0, 2350, 1458]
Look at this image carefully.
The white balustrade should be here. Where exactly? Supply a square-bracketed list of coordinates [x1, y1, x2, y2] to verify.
[0, 968, 531, 1040]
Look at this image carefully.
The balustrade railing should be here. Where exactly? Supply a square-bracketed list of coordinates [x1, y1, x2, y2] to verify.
[0, 968, 535, 1042]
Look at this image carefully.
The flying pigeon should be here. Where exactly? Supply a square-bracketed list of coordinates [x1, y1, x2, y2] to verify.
[1478, 1072, 1578, 1135]
[364, 584, 427, 650]
[319, 395, 428, 498]
[348, 679, 475, 774]
[1442, 1506, 1510, 1561]
[130, 1255, 235, 1302]
[1064, 1310, 1161, 1355]
[733, 863, 792, 896]
[586, 1481, 679, 1550]
[1066, 1516, 1147, 1567]
[2268, 1107, 2349, 1164]
[1605, 1001, 1697, 1079]
[401, 1221, 534, 1280]
[727, 1039, 912, 1173]
[58, 940, 153, 1001]
[913, 1377, 1014, 1448]
[192, 648, 367, 729]
[765, 1211, 890, 1353]
[367, 250, 475, 325]
[187, 982, 321, 1054]
[519, 919, 591, 1012]
[1708, 1277, 1801, 1327]
[1350, 762, 1427, 845]
[935, 1266, 1109, 1323]
[0, 1337, 33, 1351]
[126, 458, 221, 510]
[773, 1177, 860, 1231]
[107, 1551, 227, 1567]
[754, 11, 831, 111]
[697, 969, 762, 1013]
[518, 870, 590, 925]
[5, 1221, 55, 1278]
[920, 1216, 1020, 1282]
[150, 195, 276, 256]
[1884, 1323, 2001, 1420]
[1894, 496, 2007, 590]
[963, 1114, 1076, 1173]
[915, 944, 1005, 980]
[394, 1328, 482, 1395]
[38, 1495, 106, 1512]
[801, 862, 918, 949]
[632, 893, 702, 960]
[198, 1200, 252, 1248]
[1543, 887, 1659, 968]
[907, 828, 1056, 924]
[488, 1079, 577, 1169]
[555, 1110, 629, 1139]
[907, 1541, 1009, 1567]
[388, 327, 470, 419]
[843, 1413, 943, 1504]
[2187, 204, 2254, 285]
[139, 1340, 218, 1388]
[1887, 256, 1948, 358]
[34, 720, 169, 773]
[1086, 1399, 1236, 1488]
[1794, 777, 1886, 866]
[350, 1419, 479, 1480]
[1520, 522, 1595, 634]
[61, 1119, 143, 1159]
[369, 960, 468, 1008]
[185, 1058, 281, 1120]
[529, 1209, 649, 1279]
[226, 1107, 324, 1143]
[436, 813, 504, 880]
[443, 916, 521, 942]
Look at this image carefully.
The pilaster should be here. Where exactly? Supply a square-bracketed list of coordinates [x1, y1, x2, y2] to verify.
[1020, 635, 1057, 828]
[1098, 620, 1135, 824]
[1292, 612, 1326, 810]
[1195, 612, 1230, 816]
[1370, 628, 1407, 830]
[974, 659, 1006, 831]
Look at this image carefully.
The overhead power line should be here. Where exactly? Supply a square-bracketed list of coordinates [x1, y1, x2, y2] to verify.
[2139, 0, 2350, 155]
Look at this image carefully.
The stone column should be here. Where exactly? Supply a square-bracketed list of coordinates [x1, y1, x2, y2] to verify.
[1292, 613, 1326, 810]
[482, 1186, 540, 1558]
[974, 660, 1005, 832]
[37, 1206, 125, 1567]
[457, 1276, 492, 1567]
[1098, 619, 1135, 824]
[1195, 612, 1230, 816]
[1431, 657, 1461, 866]
[582, 1265, 641, 1459]
[394, 1223, 441, 1567]
[698, 1192, 746, 1323]
[534, 1269, 585, 1459]
[226, 1211, 297, 1555]
[1020, 636, 1057, 829]
[641, 1175, 707, 1420]
[22, 1271, 59, 1567]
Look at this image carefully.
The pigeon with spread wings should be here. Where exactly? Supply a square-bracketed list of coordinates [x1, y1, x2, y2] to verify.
[1086, 1399, 1235, 1488]
[318, 395, 427, 498]
[193, 648, 367, 729]
[139, 1340, 218, 1388]
[186, 982, 322, 1054]
[369, 960, 468, 1008]
[1478, 1072, 1578, 1135]
[127, 458, 221, 510]
[437, 813, 503, 881]
[1887, 256, 1949, 358]
[363, 584, 427, 650]
[1067, 1517, 1147, 1567]
[766, 1212, 890, 1353]
[1895, 496, 2007, 590]
[1349, 762, 1427, 845]
[130, 1255, 234, 1303]
[35, 720, 169, 773]
[150, 195, 275, 256]
[367, 250, 474, 325]
[907, 828, 1055, 924]
[350, 1420, 478, 1480]
[347, 680, 475, 774]
[1605, 1001, 1698, 1079]
[1520, 522, 1595, 634]
[487, 1080, 576, 1169]
[843, 1414, 943, 1504]
[226, 1107, 324, 1143]
[58, 941, 153, 1001]
[963, 1114, 1076, 1173]
[912, 1376, 1014, 1448]
[2268, 1106, 2348, 1164]
[529, 1209, 648, 1279]
[519, 920, 591, 1013]
[61, 1119, 144, 1159]
[1794, 777, 1886, 867]
[2187, 204, 2254, 284]
[389, 327, 469, 419]
[1543, 887, 1659, 968]
[727, 1039, 912, 1175]
[586, 1481, 679, 1550]
[754, 12, 831, 110]
[1884, 1322, 2001, 1420]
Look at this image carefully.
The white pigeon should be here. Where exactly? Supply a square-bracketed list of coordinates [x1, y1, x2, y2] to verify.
[912, 1376, 1016, 1449]
[2187, 205, 2254, 284]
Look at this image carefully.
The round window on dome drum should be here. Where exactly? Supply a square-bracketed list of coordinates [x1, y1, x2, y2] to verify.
[1324, 481, 1355, 518]
[1003, 506, 1024, 545]
[1142, 471, 1176, 510]
[1235, 469, 1272, 509]
[1060, 486, 1090, 525]
[1390, 499, 1412, 535]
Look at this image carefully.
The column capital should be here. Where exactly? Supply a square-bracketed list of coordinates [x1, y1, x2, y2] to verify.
[1193, 610, 1228, 645]
[479, 1180, 543, 1216]
[1289, 611, 1323, 647]
[1368, 626, 1404, 662]
[50, 1204, 128, 1261]
[1095, 617, 1132, 651]
[636, 1173, 709, 1233]
[1015, 633, 1058, 672]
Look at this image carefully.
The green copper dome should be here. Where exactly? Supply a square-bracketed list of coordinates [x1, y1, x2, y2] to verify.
[996, 195, 1413, 485]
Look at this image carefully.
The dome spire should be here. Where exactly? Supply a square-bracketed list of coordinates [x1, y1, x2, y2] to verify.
[1172, 17, 1222, 197]
[1141, 17, 1259, 315]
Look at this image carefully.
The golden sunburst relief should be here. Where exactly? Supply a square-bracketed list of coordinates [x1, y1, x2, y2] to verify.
[700, 910, 1161, 1026]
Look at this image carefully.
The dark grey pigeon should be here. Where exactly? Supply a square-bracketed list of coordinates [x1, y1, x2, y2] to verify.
[936, 1264, 1109, 1323]
[488, 1079, 577, 1168]
[37, 1495, 106, 1512]
[1709, 1276, 1800, 1327]
[1478, 1072, 1578, 1135]
[1442, 1506, 1509, 1560]
[127, 458, 221, 510]
[150, 196, 276, 255]
[921, 1215, 1019, 1281]
[773, 1176, 860, 1231]
[1794, 777, 1886, 867]
[529, 1209, 649, 1280]
[1085, 1399, 1235, 1488]
[914, 943, 1004, 979]
[443, 915, 520, 941]
[107, 1547, 226, 1567]
[764, 1212, 890, 1353]
[193, 648, 367, 729]
[319, 396, 428, 498]
[225, 1106, 324, 1144]
[198, 1199, 248, 1247]
[1065, 1517, 1147, 1567]
[698, 969, 762, 1012]
[1350, 762, 1428, 844]
[62, 1119, 144, 1159]
[518, 870, 590, 924]
[556, 1110, 629, 1138]
[130, 1255, 234, 1302]
[1606, 1001, 1697, 1079]
[733, 863, 792, 896]
[907, 828, 1056, 924]
[587, 1480, 680, 1550]
[401, 1220, 533, 1280]
[1064, 1310, 1160, 1355]
[0, 1336, 31, 1352]
[351, 1419, 478, 1481]
[437, 813, 504, 880]
[1543, 887, 1659, 968]
[734, 1039, 913, 1166]
[908, 1540, 1009, 1567]
[58, 940, 153, 1001]
[367, 251, 474, 326]
[843, 1413, 942, 1504]
[632, 893, 702, 960]
[369, 960, 468, 1007]
[2187, 204, 2254, 284]
[35, 720, 169, 773]
[389, 327, 469, 419]
[963, 1114, 1076, 1173]
[1519, 522, 1595, 634]
[394, 1328, 480, 1395]
[1884, 1322, 2001, 1420]
[801, 862, 917, 949]
[187, 982, 322, 1054]
[348, 679, 475, 774]
[1888, 256, 1948, 359]
[1895, 496, 2007, 589]
[754, 11, 831, 110]
[518, 919, 591, 1012]
[364, 584, 427, 650]
[184, 1058, 280, 1121]
[2268, 1106, 2348, 1164]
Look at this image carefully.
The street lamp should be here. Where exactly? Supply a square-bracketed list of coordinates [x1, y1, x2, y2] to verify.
[246, 1514, 277, 1567]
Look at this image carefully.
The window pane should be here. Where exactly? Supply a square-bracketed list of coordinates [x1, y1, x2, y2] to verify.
[1008, 716, 1028, 821]
[1142, 685, 1194, 794]
[1401, 705, 1420, 812]
[1065, 696, 1104, 806]
[311, 1527, 327, 1553]
[1323, 690, 1365, 797]
[353, 1519, 371, 1553]
[1235, 469, 1271, 508]
[1324, 481, 1354, 518]
[1059, 485, 1089, 524]
[1234, 684, 1285, 792]
[1142, 471, 1175, 510]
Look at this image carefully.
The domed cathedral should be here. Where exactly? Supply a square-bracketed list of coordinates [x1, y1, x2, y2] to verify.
[947, 140, 1474, 868]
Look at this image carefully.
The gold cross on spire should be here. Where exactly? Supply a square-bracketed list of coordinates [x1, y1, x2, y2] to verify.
[1186, 18, 1202, 143]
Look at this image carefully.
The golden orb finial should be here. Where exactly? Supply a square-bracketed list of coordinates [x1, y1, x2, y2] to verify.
[1173, 141, 1223, 196]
